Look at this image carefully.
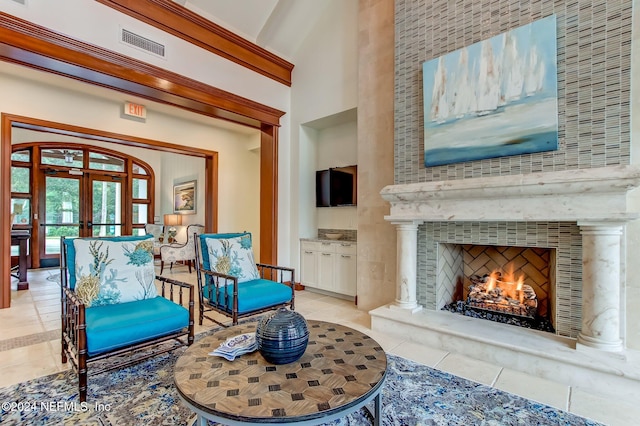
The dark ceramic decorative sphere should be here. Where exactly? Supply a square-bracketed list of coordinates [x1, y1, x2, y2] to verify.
[256, 307, 309, 364]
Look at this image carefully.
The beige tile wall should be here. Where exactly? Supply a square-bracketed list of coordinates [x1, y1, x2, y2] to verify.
[356, 0, 397, 311]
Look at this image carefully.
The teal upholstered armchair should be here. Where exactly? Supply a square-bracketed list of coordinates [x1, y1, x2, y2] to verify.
[195, 232, 295, 326]
[60, 235, 194, 402]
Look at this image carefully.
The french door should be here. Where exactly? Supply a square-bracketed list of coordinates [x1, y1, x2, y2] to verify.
[39, 171, 124, 267]
[88, 174, 124, 238]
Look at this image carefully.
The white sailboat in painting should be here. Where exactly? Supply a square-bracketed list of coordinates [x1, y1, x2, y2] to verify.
[451, 47, 476, 118]
[525, 46, 546, 96]
[501, 33, 525, 104]
[425, 16, 552, 127]
[475, 40, 501, 116]
[430, 57, 449, 123]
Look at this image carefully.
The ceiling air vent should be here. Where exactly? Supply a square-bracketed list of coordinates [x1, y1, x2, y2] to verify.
[121, 29, 165, 58]
[10, 0, 26, 5]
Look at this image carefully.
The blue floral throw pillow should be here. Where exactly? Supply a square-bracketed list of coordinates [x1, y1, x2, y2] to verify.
[73, 239, 157, 307]
[205, 235, 259, 283]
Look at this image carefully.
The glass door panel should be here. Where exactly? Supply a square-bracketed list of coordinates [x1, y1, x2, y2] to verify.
[90, 177, 123, 237]
[41, 148, 83, 168]
[89, 152, 124, 172]
[41, 175, 81, 263]
[132, 203, 148, 224]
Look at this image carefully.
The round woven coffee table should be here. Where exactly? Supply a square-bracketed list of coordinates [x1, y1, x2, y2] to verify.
[174, 319, 387, 425]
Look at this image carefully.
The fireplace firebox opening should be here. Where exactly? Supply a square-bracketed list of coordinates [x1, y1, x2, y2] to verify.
[441, 244, 555, 333]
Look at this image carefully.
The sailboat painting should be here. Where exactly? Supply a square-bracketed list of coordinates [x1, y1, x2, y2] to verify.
[422, 15, 558, 167]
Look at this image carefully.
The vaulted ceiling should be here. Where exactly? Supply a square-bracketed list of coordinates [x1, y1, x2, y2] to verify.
[174, 0, 331, 61]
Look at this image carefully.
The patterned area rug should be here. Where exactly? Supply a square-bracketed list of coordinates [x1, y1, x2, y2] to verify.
[45, 272, 61, 284]
[0, 335, 600, 426]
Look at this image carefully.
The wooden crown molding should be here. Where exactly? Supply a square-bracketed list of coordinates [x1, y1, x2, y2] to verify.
[0, 12, 285, 127]
[96, 0, 294, 86]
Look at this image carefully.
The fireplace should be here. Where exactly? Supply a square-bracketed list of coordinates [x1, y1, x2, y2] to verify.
[368, 165, 640, 405]
[377, 165, 640, 352]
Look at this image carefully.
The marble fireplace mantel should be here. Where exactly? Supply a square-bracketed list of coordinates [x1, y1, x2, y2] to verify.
[380, 165, 640, 223]
[378, 165, 640, 353]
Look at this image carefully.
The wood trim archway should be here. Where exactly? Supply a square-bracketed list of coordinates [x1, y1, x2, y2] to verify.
[2, 114, 219, 307]
[0, 12, 283, 308]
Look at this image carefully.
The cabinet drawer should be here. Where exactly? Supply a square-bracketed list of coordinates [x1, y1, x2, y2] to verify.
[301, 240, 356, 254]
[336, 242, 356, 255]
[301, 241, 325, 252]
[317, 241, 336, 253]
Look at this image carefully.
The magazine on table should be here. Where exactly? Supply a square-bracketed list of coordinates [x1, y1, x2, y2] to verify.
[209, 332, 257, 361]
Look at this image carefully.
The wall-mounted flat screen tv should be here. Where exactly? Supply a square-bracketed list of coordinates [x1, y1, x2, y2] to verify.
[316, 166, 357, 207]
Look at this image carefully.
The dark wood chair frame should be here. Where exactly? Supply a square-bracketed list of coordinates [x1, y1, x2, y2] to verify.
[60, 237, 195, 402]
[194, 235, 295, 327]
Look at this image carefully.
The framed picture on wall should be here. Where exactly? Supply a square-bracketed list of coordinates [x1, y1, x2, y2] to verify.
[422, 15, 558, 167]
[173, 180, 196, 214]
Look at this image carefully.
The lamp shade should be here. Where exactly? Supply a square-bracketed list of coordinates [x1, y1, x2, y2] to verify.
[164, 214, 182, 227]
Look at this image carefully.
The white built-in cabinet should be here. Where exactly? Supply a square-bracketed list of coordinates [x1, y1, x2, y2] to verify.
[300, 240, 356, 297]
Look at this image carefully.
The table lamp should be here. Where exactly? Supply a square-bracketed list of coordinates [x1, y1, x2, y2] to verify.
[164, 214, 182, 243]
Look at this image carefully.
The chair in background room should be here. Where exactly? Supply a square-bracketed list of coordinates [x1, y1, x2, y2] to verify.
[144, 223, 164, 241]
[144, 223, 165, 258]
[159, 223, 205, 274]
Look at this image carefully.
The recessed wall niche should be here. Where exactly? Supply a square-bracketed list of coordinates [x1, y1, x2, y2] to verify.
[300, 108, 357, 238]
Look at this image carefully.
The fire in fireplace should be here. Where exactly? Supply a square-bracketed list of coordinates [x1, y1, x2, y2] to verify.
[467, 270, 537, 319]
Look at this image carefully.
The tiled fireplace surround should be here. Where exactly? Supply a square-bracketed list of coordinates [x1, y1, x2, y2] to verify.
[370, 165, 640, 403]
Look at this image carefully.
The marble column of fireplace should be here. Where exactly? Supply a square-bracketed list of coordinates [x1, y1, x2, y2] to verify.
[380, 166, 640, 353]
[577, 222, 625, 352]
[390, 220, 423, 312]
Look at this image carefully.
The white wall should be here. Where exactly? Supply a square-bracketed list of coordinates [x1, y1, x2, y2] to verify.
[1, 67, 261, 243]
[159, 155, 206, 226]
[315, 120, 358, 231]
[0, 0, 290, 265]
[298, 125, 319, 239]
[0, 0, 359, 270]
[0, 0, 289, 110]
[289, 0, 359, 267]
[315, 121, 358, 170]
[289, 0, 358, 124]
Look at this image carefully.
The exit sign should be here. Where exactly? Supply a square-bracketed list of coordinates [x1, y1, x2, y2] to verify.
[124, 102, 146, 119]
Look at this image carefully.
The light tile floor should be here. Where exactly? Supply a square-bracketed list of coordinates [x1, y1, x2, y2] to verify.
[1, 266, 638, 425]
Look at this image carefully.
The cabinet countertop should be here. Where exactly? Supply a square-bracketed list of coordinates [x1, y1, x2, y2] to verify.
[300, 238, 357, 244]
